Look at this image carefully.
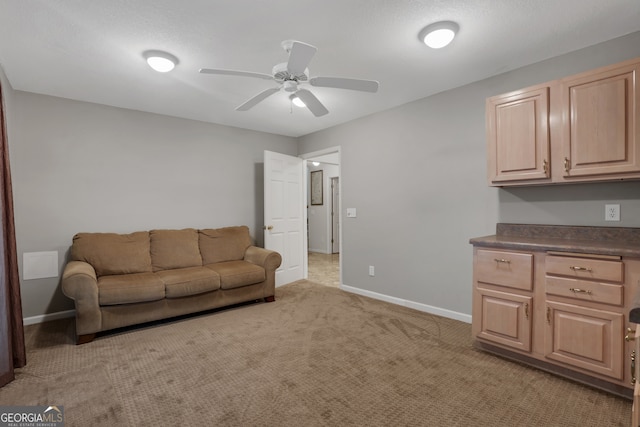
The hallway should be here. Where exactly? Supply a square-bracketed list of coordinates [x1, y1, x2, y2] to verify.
[307, 252, 339, 287]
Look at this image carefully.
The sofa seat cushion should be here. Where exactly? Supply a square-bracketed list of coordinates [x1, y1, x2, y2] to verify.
[156, 267, 221, 298]
[98, 273, 164, 305]
[205, 261, 266, 290]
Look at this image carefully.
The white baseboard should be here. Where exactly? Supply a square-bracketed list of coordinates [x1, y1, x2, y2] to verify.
[308, 249, 331, 254]
[23, 309, 75, 326]
[340, 284, 472, 324]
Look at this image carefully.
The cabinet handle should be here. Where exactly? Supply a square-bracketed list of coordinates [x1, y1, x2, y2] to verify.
[626, 328, 636, 342]
[494, 258, 510, 264]
[543, 159, 549, 175]
[569, 287, 592, 295]
[569, 266, 592, 272]
[564, 157, 570, 173]
[546, 307, 551, 324]
[632, 351, 636, 384]
[524, 303, 529, 320]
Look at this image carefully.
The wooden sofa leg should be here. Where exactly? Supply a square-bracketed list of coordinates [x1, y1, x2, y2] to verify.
[264, 295, 275, 303]
[77, 333, 96, 345]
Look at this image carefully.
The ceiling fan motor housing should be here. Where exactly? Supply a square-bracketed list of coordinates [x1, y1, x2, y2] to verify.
[272, 62, 308, 83]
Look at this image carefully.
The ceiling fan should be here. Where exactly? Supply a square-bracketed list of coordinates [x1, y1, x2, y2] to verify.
[199, 40, 379, 117]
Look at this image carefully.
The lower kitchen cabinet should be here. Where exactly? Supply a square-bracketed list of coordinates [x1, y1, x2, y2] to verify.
[472, 247, 534, 353]
[470, 241, 640, 398]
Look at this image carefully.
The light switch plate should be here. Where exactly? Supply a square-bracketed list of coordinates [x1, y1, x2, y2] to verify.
[346, 208, 357, 218]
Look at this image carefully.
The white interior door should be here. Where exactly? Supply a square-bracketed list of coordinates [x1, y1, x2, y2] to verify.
[264, 150, 305, 286]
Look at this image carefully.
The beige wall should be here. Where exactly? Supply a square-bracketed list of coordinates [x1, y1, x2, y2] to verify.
[298, 31, 640, 319]
[8, 92, 297, 319]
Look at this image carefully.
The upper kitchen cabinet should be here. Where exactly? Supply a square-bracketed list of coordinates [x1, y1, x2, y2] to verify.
[487, 56, 640, 186]
[556, 58, 640, 182]
[486, 84, 551, 185]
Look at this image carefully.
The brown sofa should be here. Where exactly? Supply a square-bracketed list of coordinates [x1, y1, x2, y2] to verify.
[61, 226, 281, 344]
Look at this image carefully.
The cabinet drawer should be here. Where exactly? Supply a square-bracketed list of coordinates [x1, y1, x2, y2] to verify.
[545, 276, 623, 306]
[476, 249, 533, 291]
[545, 255, 623, 283]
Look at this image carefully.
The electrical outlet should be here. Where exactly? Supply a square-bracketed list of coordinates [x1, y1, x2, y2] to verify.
[369, 266, 375, 276]
[605, 204, 620, 221]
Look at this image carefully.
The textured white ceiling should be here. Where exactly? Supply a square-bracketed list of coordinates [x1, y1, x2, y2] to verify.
[1, 0, 639, 137]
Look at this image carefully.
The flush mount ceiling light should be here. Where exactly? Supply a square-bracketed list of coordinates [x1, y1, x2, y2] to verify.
[289, 93, 306, 108]
[143, 50, 179, 72]
[418, 21, 459, 49]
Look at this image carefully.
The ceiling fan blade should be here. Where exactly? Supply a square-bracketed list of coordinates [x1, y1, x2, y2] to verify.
[295, 89, 329, 117]
[287, 42, 317, 75]
[309, 77, 379, 93]
[236, 88, 280, 111]
[199, 68, 273, 80]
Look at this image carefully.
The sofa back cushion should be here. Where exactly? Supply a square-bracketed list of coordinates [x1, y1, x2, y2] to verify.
[199, 226, 252, 264]
[150, 228, 202, 272]
[70, 231, 152, 277]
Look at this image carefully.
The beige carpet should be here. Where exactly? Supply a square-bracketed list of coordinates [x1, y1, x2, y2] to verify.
[0, 280, 632, 426]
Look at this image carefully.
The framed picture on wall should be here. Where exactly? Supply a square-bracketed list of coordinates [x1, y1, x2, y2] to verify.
[311, 170, 323, 205]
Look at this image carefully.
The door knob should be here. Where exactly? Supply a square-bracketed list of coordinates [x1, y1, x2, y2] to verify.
[263, 225, 273, 230]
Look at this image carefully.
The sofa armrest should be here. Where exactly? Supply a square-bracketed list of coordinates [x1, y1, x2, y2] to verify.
[61, 261, 101, 336]
[244, 246, 282, 271]
[62, 260, 97, 284]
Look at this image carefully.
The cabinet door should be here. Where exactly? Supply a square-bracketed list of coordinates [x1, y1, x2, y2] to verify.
[475, 288, 532, 352]
[559, 60, 640, 178]
[633, 327, 640, 427]
[545, 301, 624, 380]
[486, 85, 551, 184]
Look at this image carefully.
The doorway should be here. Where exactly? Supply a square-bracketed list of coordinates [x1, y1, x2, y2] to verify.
[301, 147, 341, 288]
[331, 176, 339, 254]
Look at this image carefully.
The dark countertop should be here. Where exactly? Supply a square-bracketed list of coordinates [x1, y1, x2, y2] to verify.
[470, 223, 640, 258]
[469, 234, 640, 258]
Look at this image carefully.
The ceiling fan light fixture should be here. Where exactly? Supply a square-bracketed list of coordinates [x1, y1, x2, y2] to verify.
[143, 50, 179, 72]
[290, 94, 306, 108]
[418, 21, 459, 49]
